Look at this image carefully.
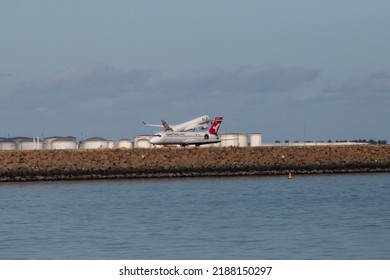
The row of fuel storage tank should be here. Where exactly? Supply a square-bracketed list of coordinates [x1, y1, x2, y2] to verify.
[0, 137, 79, 150]
[0, 133, 262, 150]
[0, 137, 132, 150]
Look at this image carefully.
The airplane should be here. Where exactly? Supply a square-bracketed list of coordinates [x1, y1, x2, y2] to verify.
[143, 115, 211, 132]
[149, 117, 223, 147]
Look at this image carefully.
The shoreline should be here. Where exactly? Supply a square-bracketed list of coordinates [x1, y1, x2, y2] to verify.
[1, 145, 389, 182]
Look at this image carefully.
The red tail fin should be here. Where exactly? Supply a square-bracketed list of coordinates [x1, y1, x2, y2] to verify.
[208, 117, 223, 134]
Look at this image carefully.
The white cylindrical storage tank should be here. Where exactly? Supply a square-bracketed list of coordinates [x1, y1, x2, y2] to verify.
[0, 139, 17, 150]
[80, 137, 109, 149]
[250, 133, 262, 147]
[237, 133, 248, 147]
[220, 133, 239, 147]
[17, 137, 43, 150]
[117, 138, 133, 149]
[51, 137, 78, 150]
[44, 137, 56, 149]
[134, 135, 152, 148]
[44, 136, 77, 149]
[108, 141, 115, 149]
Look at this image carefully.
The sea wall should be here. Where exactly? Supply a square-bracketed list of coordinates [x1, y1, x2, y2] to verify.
[1, 145, 389, 181]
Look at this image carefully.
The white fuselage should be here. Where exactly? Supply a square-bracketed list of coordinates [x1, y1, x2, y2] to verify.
[150, 131, 220, 146]
[171, 115, 210, 132]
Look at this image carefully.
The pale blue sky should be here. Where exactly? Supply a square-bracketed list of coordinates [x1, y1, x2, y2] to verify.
[1, 0, 389, 142]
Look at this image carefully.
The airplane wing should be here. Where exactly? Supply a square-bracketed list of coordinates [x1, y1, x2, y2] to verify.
[144, 115, 210, 132]
[143, 120, 173, 132]
[142, 122, 163, 128]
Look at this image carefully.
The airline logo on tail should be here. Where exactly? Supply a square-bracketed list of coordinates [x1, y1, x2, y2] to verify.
[161, 120, 172, 132]
[208, 117, 223, 135]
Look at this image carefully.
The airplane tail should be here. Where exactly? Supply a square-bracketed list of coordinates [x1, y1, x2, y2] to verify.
[208, 117, 223, 135]
[161, 120, 172, 132]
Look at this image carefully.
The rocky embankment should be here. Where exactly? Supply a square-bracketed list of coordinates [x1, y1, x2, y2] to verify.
[0, 145, 389, 182]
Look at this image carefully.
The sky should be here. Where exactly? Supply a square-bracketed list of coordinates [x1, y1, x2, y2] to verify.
[1, 0, 389, 143]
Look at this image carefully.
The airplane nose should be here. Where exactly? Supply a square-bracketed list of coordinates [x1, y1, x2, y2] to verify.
[150, 136, 161, 145]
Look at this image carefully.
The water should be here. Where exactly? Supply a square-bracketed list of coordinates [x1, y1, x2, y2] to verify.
[0, 173, 389, 259]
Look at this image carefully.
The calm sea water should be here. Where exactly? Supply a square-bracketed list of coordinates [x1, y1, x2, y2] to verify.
[0, 173, 389, 259]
